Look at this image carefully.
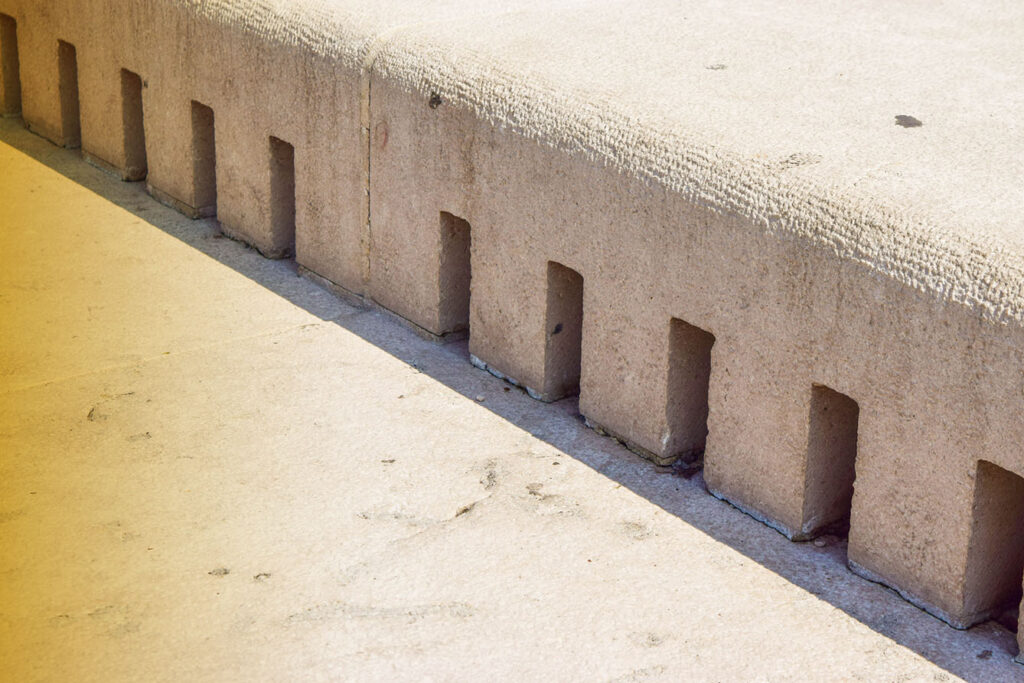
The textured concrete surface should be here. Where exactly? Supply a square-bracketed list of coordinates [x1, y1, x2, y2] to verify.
[1, 118, 1022, 681]
[3, 0, 1024, 648]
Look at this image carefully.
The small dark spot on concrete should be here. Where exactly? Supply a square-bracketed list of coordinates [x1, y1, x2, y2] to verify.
[552, 322, 563, 335]
[253, 572, 272, 582]
[977, 650, 992, 660]
[428, 92, 443, 109]
[503, 386, 510, 392]
[553, 461, 560, 466]
[706, 63, 727, 70]
[895, 114, 922, 128]
[778, 152, 823, 170]
[455, 501, 476, 517]
[208, 567, 230, 577]
[381, 459, 395, 464]
[126, 432, 151, 442]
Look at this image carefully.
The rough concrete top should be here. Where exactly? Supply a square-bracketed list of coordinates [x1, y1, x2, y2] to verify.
[194, 0, 1024, 324]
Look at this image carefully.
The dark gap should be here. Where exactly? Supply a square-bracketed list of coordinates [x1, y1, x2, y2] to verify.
[0, 14, 21, 116]
[544, 261, 584, 401]
[964, 461, 1024, 632]
[190, 100, 216, 217]
[665, 317, 715, 466]
[120, 69, 146, 181]
[57, 40, 80, 148]
[802, 385, 859, 541]
[269, 136, 295, 257]
[438, 211, 471, 335]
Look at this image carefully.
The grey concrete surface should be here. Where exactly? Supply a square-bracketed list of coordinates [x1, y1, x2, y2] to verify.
[1, 119, 1022, 681]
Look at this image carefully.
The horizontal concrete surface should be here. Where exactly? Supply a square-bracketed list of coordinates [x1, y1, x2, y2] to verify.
[0, 117, 1020, 681]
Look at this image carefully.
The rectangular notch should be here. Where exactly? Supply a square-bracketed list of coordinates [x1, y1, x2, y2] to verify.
[802, 385, 859, 537]
[120, 69, 146, 181]
[1, 14, 20, 116]
[269, 136, 296, 257]
[665, 318, 715, 464]
[190, 100, 216, 216]
[438, 212, 471, 335]
[543, 261, 584, 401]
[58, 40, 80, 148]
[964, 461, 1024, 623]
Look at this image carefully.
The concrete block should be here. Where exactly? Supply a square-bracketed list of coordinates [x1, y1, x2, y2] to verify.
[0, 12, 21, 116]
[3, 1, 62, 145]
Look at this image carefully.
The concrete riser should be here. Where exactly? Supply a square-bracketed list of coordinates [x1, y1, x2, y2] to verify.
[4, 0, 1024, 645]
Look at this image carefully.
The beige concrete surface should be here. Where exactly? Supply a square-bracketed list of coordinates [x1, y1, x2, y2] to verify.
[3, 119, 1022, 681]
[4, 0, 1024, 652]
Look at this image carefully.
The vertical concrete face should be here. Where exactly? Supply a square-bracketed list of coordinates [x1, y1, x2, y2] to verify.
[4, 0, 63, 145]
[57, 39, 80, 148]
[847, 415, 978, 625]
[438, 212, 472, 335]
[190, 100, 217, 217]
[963, 462, 1024, 620]
[119, 68, 146, 181]
[269, 135, 296, 258]
[214, 118, 273, 254]
[0, 13, 20, 116]
[468, 238, 551, 396]
[292, 77, 365, 295]
[576, 301, 675, 462]
[1017, 579, 1024, 662]
[801, 385, 859, 535]
[839, 294, 1024, 628]
[665, 318, 715, 464]
[543, 261, 584, 401]
[704, 350, 812, 537]
[369, 78, 476, 334]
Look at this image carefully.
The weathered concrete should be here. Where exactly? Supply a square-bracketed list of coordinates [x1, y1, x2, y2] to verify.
[2, 0, 1024, 640]
[5, 116, 1024, 682]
